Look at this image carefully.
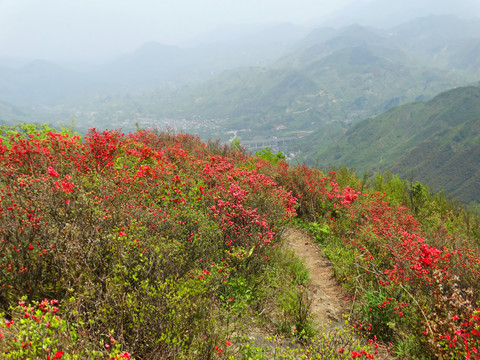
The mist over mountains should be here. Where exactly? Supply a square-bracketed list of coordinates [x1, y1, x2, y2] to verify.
[1, 1, 480, 202]
[1, 14, 479, 110]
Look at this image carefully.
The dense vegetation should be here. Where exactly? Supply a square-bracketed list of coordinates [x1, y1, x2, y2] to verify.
[0, 124, 371, 359]
[0, 124, 480, 359]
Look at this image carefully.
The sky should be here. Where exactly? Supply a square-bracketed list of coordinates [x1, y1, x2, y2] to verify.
[0, 0, 479, 64]
[0, 0, 363, 62]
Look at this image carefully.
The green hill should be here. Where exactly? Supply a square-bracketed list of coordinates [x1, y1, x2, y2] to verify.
[3, 16, 478, 141]
[134, 17, 476, 143]
[0, 100, 35, 125]
[158, 43, 464, 143]
[307, 85, 480, 203]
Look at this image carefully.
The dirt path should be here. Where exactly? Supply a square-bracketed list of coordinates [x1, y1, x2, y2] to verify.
[284, 227, 393, 359]
[284, 227, 350, 329]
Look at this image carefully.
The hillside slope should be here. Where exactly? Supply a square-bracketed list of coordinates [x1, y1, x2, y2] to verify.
[309, 86, 480, 202]
[128, 16, 478, 143]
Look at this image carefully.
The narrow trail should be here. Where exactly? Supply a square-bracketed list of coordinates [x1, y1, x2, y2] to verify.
[284, 227, 349, 329]
[284, 227, 393, 359]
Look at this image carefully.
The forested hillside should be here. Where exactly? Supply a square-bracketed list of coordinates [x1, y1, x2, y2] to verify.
[306, 86, 480, 203]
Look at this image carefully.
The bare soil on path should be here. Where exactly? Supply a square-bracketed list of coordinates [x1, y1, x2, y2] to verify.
[284, 227, 393, 359]
[284, 227, 349, 329]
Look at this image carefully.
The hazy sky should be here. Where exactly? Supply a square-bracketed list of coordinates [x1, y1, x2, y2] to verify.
[0, 0, 479, 63]
[0, 0, 362, 62]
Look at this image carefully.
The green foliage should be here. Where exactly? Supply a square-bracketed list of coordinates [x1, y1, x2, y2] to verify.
[0, 297, 131, 359]
[220, 275, 254, 311]
[408, 181, 429, 215]
[2, 123, 480, 359]
[372, 171, 409, 205]
[313, 86, 480, 203]
[234, 324, 379, 359]
[255, 147, 286, 165]
[0, 123, 59, 141]
[359, 290, 395, 341]
[294, 219, 330, 244]
[230, 138, 243, 152]
[276, 285, 315, 340]
[0, 298, 74, 359]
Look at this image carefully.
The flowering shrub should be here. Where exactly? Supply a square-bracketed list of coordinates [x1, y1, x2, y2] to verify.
[1, 124, 479, 358]
[285, 168, 480, 358]
[251, 154, 480, 358]
[0, 298, 69, 359]
[0, 126, 301, 358]
[0, 297, 131, 359]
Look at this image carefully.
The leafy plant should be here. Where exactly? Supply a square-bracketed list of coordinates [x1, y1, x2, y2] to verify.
[255, 147, 285, 165]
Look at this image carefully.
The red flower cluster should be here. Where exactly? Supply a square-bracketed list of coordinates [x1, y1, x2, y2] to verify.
[0, 128, 298, 357]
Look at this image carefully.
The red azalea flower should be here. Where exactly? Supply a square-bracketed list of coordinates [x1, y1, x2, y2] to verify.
[47, 166, 60, 177]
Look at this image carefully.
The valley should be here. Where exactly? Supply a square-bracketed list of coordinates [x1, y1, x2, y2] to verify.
[1, 15, 480, 204]
[2, 3, 480, 358]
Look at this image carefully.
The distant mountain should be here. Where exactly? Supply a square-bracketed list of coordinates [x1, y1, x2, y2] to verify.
[390, 15, 480, 46]
[1, 15, 480, 147]
[387, 15, 480, 72]
[98, 25, 311, 87]
[0, 23, 310, 105]
[0, 60, 89, 105]
[0, 100, 35, 125]
[154, 15, 479, 141]
[158, 38, 464, 141]
[295, 15, 480, 73]
[307, 86, 480, 203]
[54, 16, 475, 140]
[278, 25, 397, 67]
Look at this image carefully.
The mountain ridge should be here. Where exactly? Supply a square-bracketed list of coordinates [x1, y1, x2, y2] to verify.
[306, 86, 480, 203]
